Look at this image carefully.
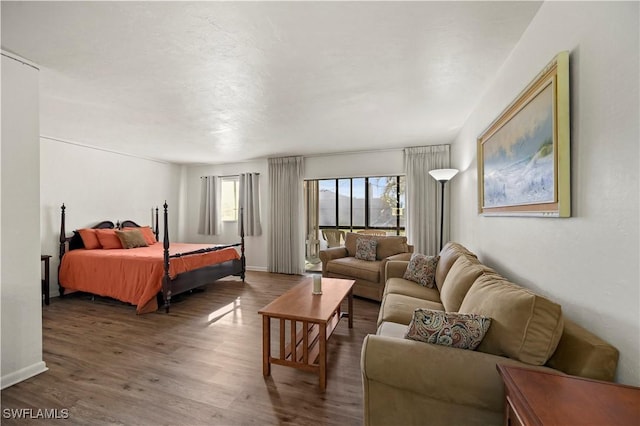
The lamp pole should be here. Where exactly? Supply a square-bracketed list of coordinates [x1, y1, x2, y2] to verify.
[428, 168, 459, 253]
[438, 179, 446, 252]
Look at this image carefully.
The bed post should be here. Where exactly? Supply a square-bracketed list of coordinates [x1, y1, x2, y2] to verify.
[162, 201, 171, 313]
[59, 203, 67, 296]
[240, 207, 246, 282]
[59, 203, 66, 260]
[155, 206, 159, 241]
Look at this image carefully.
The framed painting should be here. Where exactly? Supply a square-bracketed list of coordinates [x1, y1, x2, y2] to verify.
[477, 51, 570, 217]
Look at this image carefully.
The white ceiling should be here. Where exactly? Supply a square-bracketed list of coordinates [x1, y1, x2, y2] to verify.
[1, 1, 542, 165]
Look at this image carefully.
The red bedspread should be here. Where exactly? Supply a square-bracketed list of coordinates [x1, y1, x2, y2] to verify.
[59, 243, 240, 314]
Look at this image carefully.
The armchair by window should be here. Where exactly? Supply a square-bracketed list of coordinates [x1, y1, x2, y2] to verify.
[320, 232, 413, 301]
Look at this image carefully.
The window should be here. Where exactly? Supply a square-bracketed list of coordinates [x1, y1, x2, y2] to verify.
[318, 180, 336, 227]
[221, 177, 239, 221]
[310, 175, 405, 235]
[368, 176, 405, 228]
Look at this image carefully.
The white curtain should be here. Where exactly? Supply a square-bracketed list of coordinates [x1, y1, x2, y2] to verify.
[404, 145, 450, 255]
[198, 175, 219, 235]
[268, 156, 305, 274]
[239, 172, 262, 236]
[304, 180, 320, 263]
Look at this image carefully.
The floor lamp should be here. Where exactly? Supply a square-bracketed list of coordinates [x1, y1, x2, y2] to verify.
[428, 168, 459, 252]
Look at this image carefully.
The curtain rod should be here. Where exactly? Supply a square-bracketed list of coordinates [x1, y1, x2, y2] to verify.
[200, 173, 260, 179]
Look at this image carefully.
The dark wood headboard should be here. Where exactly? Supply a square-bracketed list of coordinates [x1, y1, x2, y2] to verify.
[120, 220, 142, 228]
[120, 207, 159, 240]
[59, 204, 117, 256]
[59, 204, 160, 258]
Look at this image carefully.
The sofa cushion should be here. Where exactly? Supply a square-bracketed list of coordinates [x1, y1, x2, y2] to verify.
[355, 237, 377, 261]
[326, 256, 380, 283]
[345, 232, 372, 257]
[458, 273, 564, 365]
[440, 255, 489, 312]
[435, 242, 478, 292]
[377, 321, 409, 338]
[377, 293, 445, 326]
[403, 253, 439, 288]
[384, 277, 442, 302]
[405, 309, 492, 351]
[376, 236, 410, 260]
[345, 232, 409, 260]
[545, 319, 619, 381]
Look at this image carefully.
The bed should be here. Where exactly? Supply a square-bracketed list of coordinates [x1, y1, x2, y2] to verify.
[58, 202, 246, 314]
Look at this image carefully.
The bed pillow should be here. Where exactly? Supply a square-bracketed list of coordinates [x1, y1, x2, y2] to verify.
[405, 308, 491, 351]
[115, 229, 148, 249]
[124, 226, 157, 245]
[77, 228, 101, 250]
[95, 228, 123, 249]
[355, 238, 377, 261]
[403, 253, 439, 288]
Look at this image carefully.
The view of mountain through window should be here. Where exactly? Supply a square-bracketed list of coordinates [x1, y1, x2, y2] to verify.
[312, 176, 405, 233]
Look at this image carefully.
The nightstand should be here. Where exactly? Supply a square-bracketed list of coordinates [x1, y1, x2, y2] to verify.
[497, 364, 640, 426]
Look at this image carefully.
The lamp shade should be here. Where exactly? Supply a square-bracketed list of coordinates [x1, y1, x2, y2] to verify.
[429, 168, 459, 182]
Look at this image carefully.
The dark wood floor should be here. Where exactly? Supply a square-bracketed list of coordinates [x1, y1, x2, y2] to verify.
[1, 272, 381, 425]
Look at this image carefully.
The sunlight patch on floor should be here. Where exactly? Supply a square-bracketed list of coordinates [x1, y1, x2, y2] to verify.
[207, 297, 242, 325]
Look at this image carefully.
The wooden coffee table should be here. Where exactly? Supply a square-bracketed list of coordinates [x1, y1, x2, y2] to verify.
[258, 277, 354, 390]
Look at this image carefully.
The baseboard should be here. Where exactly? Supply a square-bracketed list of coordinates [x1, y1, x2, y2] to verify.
[1, 361, 48, 390]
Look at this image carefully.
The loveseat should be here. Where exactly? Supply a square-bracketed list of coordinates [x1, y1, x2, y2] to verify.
[361, 242, 619, 426]
[319, 232, 413, 301]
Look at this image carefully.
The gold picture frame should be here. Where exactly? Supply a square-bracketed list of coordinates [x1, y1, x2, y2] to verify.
[477, 51, 570, 217]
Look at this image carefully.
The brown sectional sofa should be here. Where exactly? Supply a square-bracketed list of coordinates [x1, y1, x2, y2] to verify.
[361, 242, 619, 426]
[319, 232, 413, 301]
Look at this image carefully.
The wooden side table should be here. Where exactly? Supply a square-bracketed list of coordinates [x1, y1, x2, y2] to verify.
[497, 364, 640, 426]
[41, 255, 51, 305]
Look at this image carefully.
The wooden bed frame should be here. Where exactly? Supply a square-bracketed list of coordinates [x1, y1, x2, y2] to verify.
[58, 202, 246, 313]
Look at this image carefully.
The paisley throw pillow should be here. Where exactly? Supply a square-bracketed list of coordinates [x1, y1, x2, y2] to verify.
[403, 253, 439, 288]
[355, 238, 377, 261]
[405, 308, 491, 351]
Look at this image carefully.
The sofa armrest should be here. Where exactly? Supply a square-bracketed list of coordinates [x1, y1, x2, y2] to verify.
[386, 252, 413, 262]
[385, 260, 409, 280]
[361, 334, 560, 413]
[319, 247, 349, 276]
[377, 254, 413, 282]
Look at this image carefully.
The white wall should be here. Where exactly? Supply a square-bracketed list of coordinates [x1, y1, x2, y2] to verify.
[182, 149, 405, 271]
[304, 149, 404, 180]
[450, 1, 639, 385]
[40, 138, 182, 294]
[1, 53, 47, 388]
